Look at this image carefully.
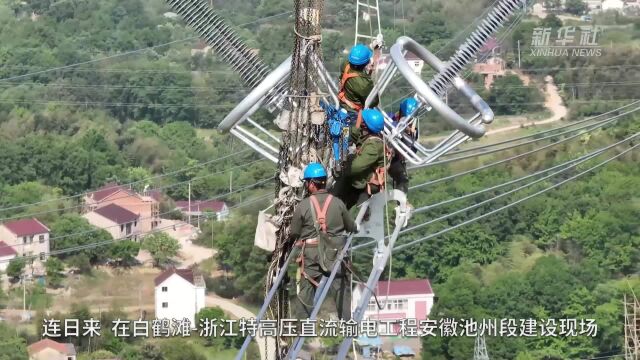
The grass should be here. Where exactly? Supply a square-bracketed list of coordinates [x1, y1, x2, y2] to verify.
[57, 267, 160, 313]
[190, 341, 237, 360]
[198, 257, 218, 275]
[5, 284, 52, 311]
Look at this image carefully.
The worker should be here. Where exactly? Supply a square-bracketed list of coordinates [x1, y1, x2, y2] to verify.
[332, 109, 390, 210]
[388, 98, 420, 194]
[290, 162, 357, 320]
[338, 44, 380, 147]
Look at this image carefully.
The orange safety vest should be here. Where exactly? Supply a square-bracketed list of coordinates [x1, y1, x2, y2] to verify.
[338, 63, 364, 129]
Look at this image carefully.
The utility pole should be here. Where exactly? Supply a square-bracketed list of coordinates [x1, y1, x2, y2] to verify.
[474, 334, 490, 360]
[517, 40, 521, 68]
[188, 182, 192, 226]
[624, 292, 640, 360]
[22, 275, 26, 320]
[229, 171, 233, 193]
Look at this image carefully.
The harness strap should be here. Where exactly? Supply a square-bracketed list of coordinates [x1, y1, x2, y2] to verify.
[309, 194, 333, 233]
[297, 194, 334, 288]
[296, 241, 320, 288]
[356, 137, 392, 195]
[338, 63, 364, 114]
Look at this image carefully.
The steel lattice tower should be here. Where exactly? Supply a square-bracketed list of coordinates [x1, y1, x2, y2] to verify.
[625, 293, 640, 360]
[474, 334, 490, 360]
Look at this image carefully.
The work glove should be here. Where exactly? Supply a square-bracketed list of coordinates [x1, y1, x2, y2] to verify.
[370, 33, 384, 49]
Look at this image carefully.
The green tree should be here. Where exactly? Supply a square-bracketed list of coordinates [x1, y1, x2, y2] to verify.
[50, 214, 113, 264]
[488, 74, 544, 115]
[410, 8, 452, 47]
[539, 14, 563, 29]
[45, 256, 65, 288]
[196, 307, 227, 348]
[139, 343, 164, 360]
[159, 339, 206, 360]
[0, 323, 28, 360]
[108, 240, 141, 266]
[565, 0, 587, 15]
[142, 233, 180, 267]
[6, 258, 26, 280]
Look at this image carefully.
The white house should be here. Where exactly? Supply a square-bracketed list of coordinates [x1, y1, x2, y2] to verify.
[0, 241, 17, 272]
[353, 279, 435, 335]
[602, 0, 624, 12]
[154, 268, 206, 328]
[0, 218, 50, 273]
[375, 53, 423, 76]
[585, 0, 603, 11]
[175, 200, 229, 221]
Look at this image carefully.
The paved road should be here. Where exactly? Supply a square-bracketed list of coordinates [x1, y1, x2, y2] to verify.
[206, 294, 275, 360]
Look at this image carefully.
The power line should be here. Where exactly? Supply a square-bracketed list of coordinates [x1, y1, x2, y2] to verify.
[446, 100, 640, 156]
[0, 180, 274, 253]
[426, 105, 640, 166]
[0, 11, 294, 83]
[407, 105, 640, 184]
[0, 149, 252, 213]
[393, 140, 638, 252]
[402, 134, 638, 236]
[0, 166, 272, 223]
[352, 131, 639, 251]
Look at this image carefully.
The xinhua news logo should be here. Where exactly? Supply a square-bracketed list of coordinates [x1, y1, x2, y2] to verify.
[530, 26, 603, 57]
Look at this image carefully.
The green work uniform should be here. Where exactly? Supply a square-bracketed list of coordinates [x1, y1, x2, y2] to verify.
[338, 60, 380, 113]
[289, 190, 357, 320]
[332, 135, 386, 209]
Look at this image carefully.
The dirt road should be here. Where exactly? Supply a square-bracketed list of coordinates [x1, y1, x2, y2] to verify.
[482, 75, 568, 137]
[206, 294, 275, 360]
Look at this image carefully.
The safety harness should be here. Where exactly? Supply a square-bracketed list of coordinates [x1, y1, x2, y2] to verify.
[338, 63, 365, 129]
[295, 194, 333, 288]
[356, 135, 394, 195]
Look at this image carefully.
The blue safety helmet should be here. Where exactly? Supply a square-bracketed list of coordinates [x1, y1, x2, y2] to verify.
[361, 109, 385, 134]
[302, 162, 327, 180]
[399, 98, 419, 117]
[348, 44, 373, 66]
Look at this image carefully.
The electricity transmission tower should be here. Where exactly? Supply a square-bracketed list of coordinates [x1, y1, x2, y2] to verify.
[474, 334, 490, 360]
[625, 293, 640, 360]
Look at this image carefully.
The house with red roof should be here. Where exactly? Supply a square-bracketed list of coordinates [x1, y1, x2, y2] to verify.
[27, 338, 76, 360]
[353, 279, 435, 335]
[472, 56, 507, 90]
[0, 240, 18, 272]
[82, 204, 141, 242]
[0, 218, 50, 267]
[175, 199, 229, 221]
[84, 182, 161, 234]
[154, 268, 206, 328]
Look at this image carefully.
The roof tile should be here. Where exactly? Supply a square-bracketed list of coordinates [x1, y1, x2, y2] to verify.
[2, 218, 49, 236]
[94, 204, 139, 224]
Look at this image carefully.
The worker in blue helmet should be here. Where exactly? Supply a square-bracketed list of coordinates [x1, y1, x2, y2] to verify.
[337, 44, 381, 148]
[388, 98, 420, 194]
[291, 162, 357, 320]
[338, 44, 379, 114]
[332, 109, 392, 210]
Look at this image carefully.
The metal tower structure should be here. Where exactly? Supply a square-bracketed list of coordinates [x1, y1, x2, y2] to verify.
[625, 293, 640, 360]
[474, 334, 490, 360]
[166, 0, 525, 358]
[354, 0, 382, 46]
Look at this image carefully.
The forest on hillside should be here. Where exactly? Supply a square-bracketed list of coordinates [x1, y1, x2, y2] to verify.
[0, 0, 639, 359]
